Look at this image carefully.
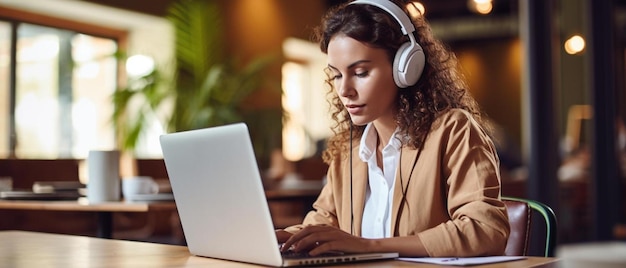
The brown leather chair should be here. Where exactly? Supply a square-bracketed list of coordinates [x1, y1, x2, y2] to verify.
[503, 196, 557, 257]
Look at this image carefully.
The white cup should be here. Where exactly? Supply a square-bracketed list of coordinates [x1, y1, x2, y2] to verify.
[87, 150, 121, 203]
[122, 176, 159, 199]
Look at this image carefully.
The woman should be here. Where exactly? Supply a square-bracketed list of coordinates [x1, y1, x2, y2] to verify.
[277, 0, 510, 257]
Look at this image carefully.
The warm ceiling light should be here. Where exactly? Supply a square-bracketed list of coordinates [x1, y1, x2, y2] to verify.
[468, 0, 492, 15]
[564, 35, 585, 55]
[475, 3, 493, 14]
[407, 1, 425, 17]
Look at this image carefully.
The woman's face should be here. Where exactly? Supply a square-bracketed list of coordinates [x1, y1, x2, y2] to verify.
[327, 34, 398, 127]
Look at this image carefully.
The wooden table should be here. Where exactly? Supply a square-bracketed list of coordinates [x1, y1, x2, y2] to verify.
[0, 186, 320, 240]
[0, 198, 175, 238]
[0, 231, 560, 268]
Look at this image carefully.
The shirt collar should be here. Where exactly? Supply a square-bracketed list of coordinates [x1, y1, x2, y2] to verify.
[358, 123, 402, 162]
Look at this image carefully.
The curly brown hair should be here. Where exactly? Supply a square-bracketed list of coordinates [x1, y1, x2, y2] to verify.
[316, 0, 488, 164]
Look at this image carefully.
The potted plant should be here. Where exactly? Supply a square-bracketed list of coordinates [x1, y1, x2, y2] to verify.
[113, 0, 281, 164]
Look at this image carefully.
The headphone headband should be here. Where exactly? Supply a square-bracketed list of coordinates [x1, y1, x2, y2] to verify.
[349, 0, 416, 36]
[349, 0, 425, 88]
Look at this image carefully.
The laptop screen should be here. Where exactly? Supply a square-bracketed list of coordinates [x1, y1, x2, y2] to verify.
[160, 123, 285, 266]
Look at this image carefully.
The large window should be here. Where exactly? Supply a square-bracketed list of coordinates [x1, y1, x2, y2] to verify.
[1, 21, 118, 159]
[281, 38, 331, 161]
[1, 1, 174, 159]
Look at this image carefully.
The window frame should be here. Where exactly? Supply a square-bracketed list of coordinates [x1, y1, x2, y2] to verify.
[0, 6, 128, 158]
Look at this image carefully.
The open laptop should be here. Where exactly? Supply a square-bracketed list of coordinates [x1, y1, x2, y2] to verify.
[159, 123, 399, 267]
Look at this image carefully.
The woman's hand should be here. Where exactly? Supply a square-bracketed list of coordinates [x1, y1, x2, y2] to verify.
[275, 229, 293, 243]
[280, 225, 374, 256]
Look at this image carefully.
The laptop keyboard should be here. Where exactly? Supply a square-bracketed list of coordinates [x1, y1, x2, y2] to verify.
[279, 246, 345, 259]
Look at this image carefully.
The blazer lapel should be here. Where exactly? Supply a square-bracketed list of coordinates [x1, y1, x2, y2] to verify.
[350, 147, 368, 236]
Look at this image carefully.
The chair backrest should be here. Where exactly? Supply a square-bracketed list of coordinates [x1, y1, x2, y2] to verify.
[502, 196, 558, 257]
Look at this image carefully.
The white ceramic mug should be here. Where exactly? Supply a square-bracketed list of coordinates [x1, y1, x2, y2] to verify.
[122, 176, 159, 198]
[87, 150, 120, 203]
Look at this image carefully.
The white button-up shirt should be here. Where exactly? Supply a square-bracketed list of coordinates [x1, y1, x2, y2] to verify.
[359, 123, 402, 239]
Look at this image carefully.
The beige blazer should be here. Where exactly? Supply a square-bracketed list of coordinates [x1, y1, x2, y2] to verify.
[285, 109, 510, 257]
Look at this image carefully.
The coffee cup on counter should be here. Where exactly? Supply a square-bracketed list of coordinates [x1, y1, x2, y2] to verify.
[122, 176, 159, 199]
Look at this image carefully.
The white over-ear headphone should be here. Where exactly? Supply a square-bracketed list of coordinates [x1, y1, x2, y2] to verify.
[349, 0, 425, 88]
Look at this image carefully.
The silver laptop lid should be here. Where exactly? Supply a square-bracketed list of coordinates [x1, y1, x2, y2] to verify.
[160, 123, 283, 266]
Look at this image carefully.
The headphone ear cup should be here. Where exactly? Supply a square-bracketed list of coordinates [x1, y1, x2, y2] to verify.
[393, 42, 425, 88]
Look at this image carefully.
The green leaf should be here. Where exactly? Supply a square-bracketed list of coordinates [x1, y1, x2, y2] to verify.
[111, 0, 280, 158]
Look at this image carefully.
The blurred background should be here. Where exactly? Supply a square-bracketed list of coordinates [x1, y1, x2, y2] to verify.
[0, 0, 624, 254]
